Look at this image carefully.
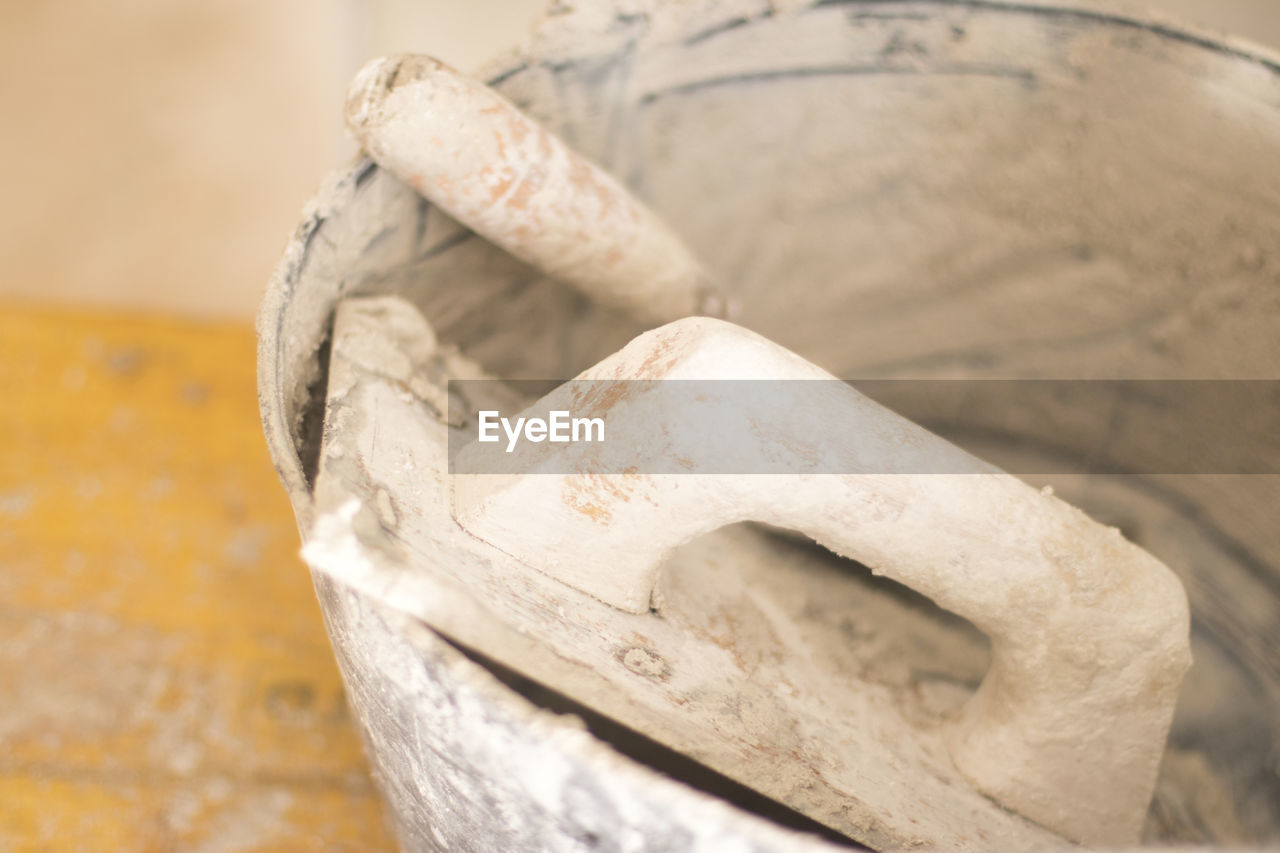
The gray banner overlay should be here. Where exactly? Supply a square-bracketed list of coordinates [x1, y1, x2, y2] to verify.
[447, 380, 1280, 475]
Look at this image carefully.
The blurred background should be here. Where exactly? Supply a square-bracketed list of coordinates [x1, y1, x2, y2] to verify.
[0, 0, 546, 319]
[0, 1, 1275, 850]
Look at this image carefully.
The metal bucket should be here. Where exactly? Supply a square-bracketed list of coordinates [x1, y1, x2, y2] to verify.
[259, 1, 1280, 848]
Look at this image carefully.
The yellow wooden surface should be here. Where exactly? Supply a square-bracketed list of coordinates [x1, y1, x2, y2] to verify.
[0, 304, 397, 852]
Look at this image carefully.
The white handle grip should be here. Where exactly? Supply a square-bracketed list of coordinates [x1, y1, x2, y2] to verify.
[453, 317, 1191, 846]
[345, 54, 723, 322]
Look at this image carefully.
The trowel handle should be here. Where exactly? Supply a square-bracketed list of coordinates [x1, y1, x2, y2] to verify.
[344, 54, 724, 324]
[453, 316, 1191, 846]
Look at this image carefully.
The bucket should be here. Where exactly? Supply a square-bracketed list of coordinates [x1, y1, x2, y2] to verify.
[259, 1, 1280, 848]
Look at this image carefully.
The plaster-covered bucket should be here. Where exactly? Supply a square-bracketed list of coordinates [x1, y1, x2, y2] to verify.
[259, 1, 1280, 848]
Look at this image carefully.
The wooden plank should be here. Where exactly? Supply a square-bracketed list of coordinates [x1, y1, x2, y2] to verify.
[0, 303, 395, 852]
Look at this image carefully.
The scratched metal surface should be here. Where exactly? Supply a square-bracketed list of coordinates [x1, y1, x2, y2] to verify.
[260, 1, 1280, 849]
